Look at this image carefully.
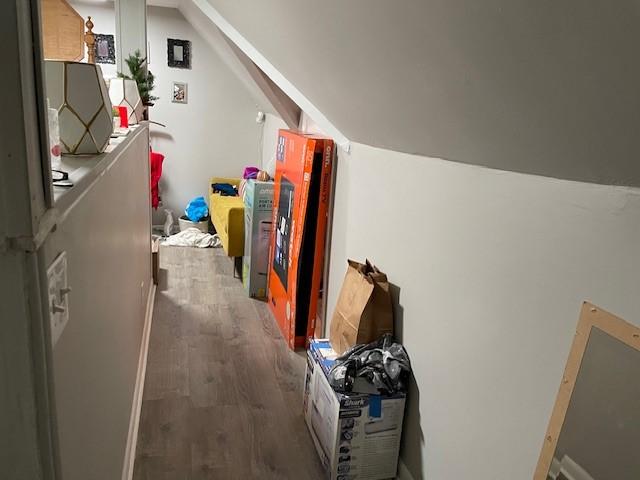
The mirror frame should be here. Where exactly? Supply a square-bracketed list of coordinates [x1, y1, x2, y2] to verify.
[167, 38, 191, 69]
[94, 33, 115, 64]
[534, 301, 640, 479]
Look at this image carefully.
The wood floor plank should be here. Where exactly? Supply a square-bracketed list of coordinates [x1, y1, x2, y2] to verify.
[135, 396, 192, 480]
[189, 405, 254, 480]
[133, 246, 325, 479]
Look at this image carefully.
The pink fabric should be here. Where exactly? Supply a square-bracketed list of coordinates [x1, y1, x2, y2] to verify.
[243, 166, 260, 179]
[150, 150, 165, 209]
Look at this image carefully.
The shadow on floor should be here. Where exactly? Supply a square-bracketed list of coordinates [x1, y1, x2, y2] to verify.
[157, 268, 169, 292]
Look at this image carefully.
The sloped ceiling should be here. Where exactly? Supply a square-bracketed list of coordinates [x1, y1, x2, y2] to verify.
[175, 0, 276, 117]
[178, 0, 301, 128]
[196, 0, 640, 186]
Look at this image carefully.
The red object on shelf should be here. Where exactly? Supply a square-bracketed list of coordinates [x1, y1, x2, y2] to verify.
[118, 106, 129, 128]
[150, 150, 165, 209]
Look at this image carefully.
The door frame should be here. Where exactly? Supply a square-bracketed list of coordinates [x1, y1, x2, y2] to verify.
[0, 0, 60, 478]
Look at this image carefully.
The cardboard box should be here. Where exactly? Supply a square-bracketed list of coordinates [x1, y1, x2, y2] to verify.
[242, 180, 274, 298]
[304, 339, 406, 480]
[268, 130, 334, 349]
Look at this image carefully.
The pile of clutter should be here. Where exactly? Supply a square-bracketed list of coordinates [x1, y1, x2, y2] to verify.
[163, 196, 220, 248]
[303, 259, 412, 480]
[328, 334, 411, 396]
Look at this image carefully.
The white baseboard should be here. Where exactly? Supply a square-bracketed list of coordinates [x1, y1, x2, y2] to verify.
[121, 282, 156, 480]
[397, 459, 417, 480]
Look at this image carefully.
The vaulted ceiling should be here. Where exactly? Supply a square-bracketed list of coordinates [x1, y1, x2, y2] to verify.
[182, 0, 640, 186]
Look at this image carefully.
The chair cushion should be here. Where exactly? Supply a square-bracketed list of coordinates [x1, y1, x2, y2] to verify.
[210, 193, 245, 256]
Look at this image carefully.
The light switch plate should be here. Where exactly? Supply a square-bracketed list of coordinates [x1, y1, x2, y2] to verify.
[47, 251, 69, 346]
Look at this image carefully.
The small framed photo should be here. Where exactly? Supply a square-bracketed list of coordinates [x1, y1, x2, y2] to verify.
[172, 81, 188, 104]
[167, 38, 191, 69]
[95, 34, 115, 64]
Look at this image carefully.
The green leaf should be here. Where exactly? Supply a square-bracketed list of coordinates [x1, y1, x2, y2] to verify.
[120, 49, 158, 104]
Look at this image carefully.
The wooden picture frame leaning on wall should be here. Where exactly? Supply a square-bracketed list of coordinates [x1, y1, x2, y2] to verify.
[534, 301, 640, 480]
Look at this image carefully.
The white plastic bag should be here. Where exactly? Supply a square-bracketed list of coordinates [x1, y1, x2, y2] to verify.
[162, 228, 221, 248]
[47, 102, 61, 171]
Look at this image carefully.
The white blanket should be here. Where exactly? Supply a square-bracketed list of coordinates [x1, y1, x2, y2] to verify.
[162, 228, 221, 248]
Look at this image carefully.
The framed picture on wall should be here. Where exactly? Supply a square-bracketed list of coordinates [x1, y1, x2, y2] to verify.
[167, 38, 191, 69]
[95, 34, 115, 64]
[172, 81, 188, 104]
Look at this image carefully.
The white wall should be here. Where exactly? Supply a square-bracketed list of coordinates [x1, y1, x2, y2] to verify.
[260, 113, 286, 175]
[115, 0, 147, 74]
[72, 3, 266, 224]
[1, 2, 55, 476]
[69, 3, 118, 79]
[44, 129, 152, 480]
[326, 143, 640, 480]
[0, 253, 44, 479]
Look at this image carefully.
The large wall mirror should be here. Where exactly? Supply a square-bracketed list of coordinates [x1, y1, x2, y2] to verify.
[535, 302, 640, 480]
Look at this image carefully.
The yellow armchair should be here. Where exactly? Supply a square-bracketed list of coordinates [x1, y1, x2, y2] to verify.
[209, 177, 244, 257]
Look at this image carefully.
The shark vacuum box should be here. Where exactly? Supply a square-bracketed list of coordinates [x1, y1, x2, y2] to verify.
[304, 339, 406, 480]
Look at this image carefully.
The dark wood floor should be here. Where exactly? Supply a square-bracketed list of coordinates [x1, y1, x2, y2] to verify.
[133, 246, 325, 480]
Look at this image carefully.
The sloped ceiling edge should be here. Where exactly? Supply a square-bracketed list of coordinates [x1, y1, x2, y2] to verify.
[187, 0, 351, 151]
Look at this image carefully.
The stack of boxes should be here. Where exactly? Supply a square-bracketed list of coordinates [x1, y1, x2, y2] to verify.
[241, 131, 407, 480]
[304, 339, 407, 480]
[267, 130, 334, 349]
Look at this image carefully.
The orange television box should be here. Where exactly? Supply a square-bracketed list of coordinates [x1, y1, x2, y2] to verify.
[268, 130, 334, 349]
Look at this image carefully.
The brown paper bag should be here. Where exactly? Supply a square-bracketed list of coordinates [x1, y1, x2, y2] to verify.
[329, 259, 394, 355]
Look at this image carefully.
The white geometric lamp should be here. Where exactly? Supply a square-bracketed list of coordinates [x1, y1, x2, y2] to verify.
[45, 61, 113, 155]
[108, 78, 144, 124]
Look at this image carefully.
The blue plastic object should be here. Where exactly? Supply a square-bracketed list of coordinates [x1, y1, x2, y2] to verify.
[369, 395, 382, 418]
[185, 196, 209, 222]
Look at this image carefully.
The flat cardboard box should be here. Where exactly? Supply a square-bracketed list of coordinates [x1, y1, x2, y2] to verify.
[304, 339, 406, 480]
[267, 130, 334, 349]
[242, 180, 274, 298]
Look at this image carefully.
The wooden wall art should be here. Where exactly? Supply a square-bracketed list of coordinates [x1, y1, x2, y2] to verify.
[41, 0, 84, 61]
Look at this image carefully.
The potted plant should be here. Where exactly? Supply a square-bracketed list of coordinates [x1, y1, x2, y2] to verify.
[111, 106, 120, 131]
[118, 49, 158, 119]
